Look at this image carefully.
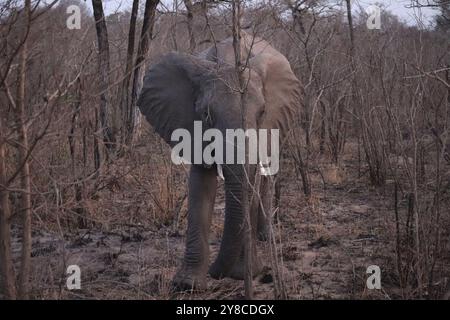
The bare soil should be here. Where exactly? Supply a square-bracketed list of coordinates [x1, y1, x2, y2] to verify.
[13, 142, 450, 300]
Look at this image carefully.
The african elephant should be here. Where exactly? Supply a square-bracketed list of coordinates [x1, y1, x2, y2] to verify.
[137, 32, 301, 290]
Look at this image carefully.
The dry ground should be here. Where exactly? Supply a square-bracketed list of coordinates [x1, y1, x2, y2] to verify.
[12, 138, 450, 300]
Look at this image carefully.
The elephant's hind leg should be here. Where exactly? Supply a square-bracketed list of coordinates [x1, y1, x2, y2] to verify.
[172, 165, 217, 291]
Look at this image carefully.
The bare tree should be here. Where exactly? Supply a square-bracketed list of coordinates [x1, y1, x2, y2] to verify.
[92, 0, 115, 151]
[230, 0, 254, 299]
[183, 0, 196, 53]
[119, 0, 140, 147]
[13, 0, 32, 299]
[129, 0, 160, 142]
[0, 117, 17, 300]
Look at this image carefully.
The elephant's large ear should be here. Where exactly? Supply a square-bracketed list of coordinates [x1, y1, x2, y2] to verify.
[137, 52, 215, 147]
[243, 34, 302, 138]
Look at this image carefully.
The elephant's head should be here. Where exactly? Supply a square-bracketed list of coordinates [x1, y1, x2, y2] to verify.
[137, 41, 300, 279]
[137, 52, 265, 153]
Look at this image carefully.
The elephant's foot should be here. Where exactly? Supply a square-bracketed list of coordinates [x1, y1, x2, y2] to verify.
[208, 255, 263, 280]
[171, 267, 207, 292]
[227, 255, 263, 280]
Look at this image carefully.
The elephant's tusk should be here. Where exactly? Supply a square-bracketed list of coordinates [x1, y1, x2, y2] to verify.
[260, 161, 271, 176]
[217, 164, 225, 180]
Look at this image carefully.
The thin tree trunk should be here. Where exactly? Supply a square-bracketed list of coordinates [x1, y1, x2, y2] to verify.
[183, 0, 196, 53]
[319, 101, 326, 154]
[120, 0, 139, 147]
[68, 78, 87, 228]
[0, 122, 17, 300]
[94, 110, 101, 177]
[231, 0, 253, 299]
[345, 0, 355, 57]
[16, 0, 32, 299]
[129, 0, 160, 141]
[92, 0, 114, 151]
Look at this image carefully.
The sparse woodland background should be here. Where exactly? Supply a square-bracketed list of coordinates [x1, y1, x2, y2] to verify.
[0, 0, 449, 300]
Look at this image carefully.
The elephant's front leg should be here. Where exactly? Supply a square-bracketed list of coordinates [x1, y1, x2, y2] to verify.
[209, 164, 263, 280]
[172, 165, 217, 291]
[226, 172, 264, 280]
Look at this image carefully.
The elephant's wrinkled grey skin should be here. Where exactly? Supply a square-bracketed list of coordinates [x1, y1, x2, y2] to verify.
[137, 32, 301, 291]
